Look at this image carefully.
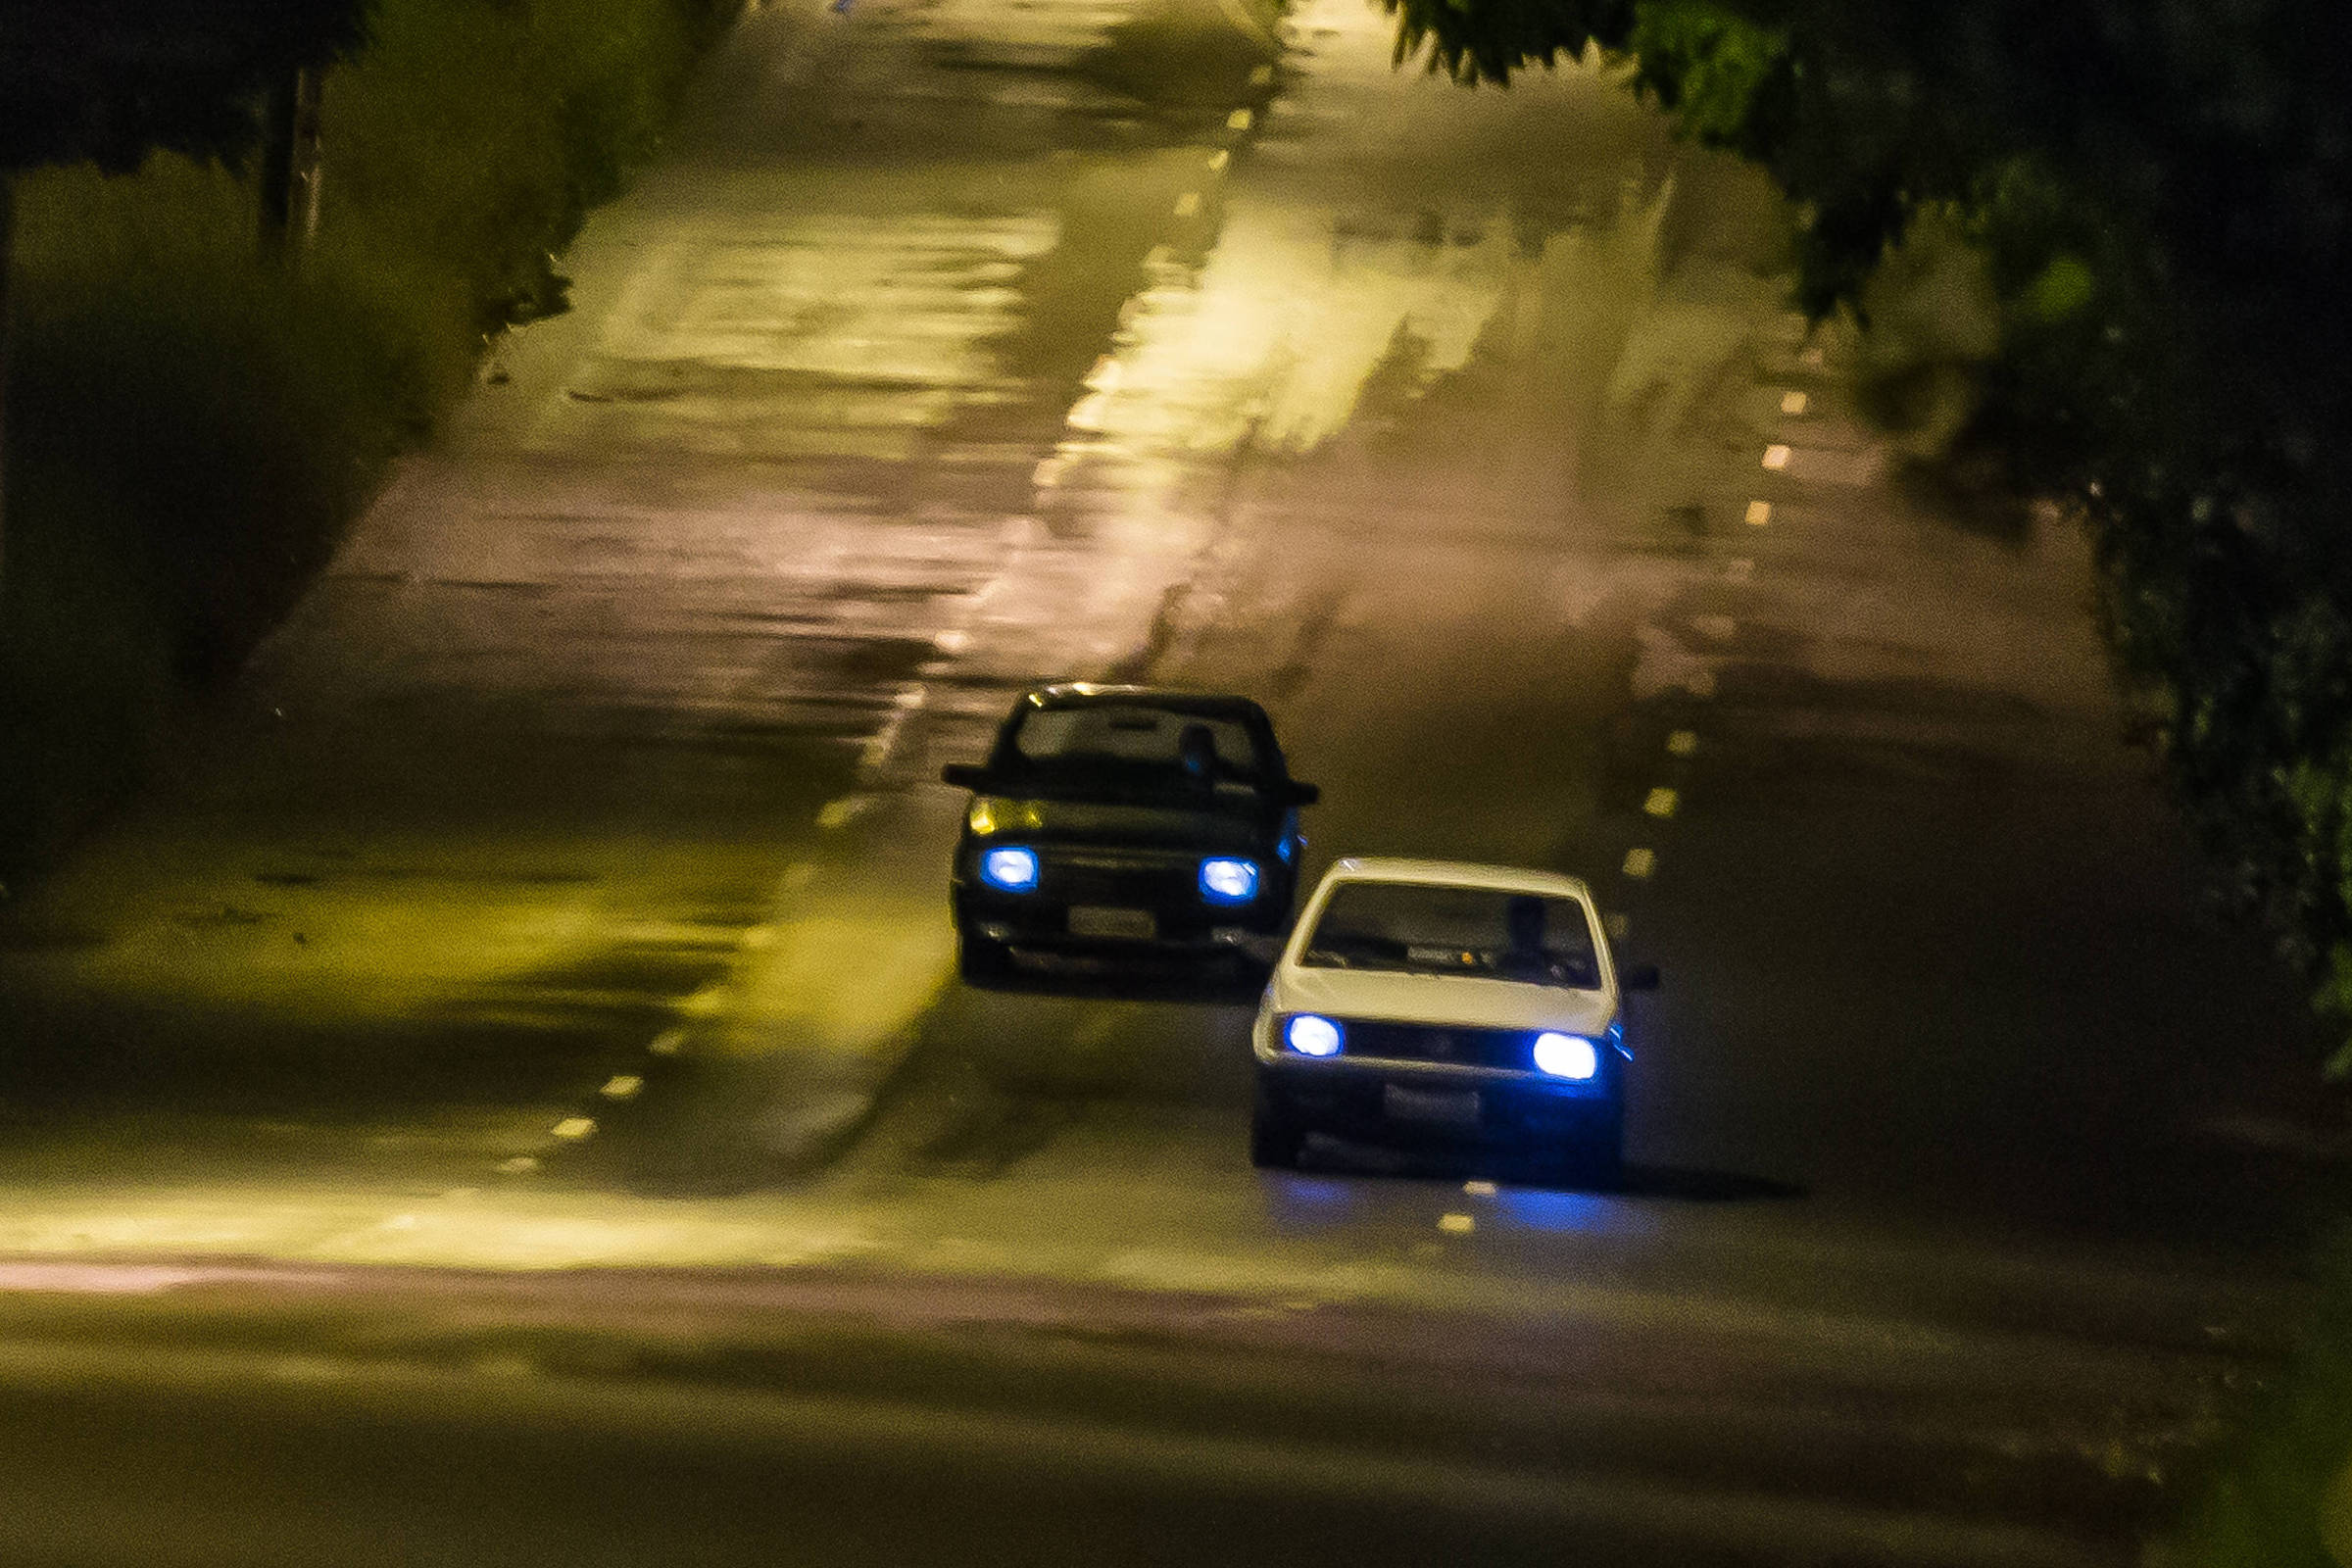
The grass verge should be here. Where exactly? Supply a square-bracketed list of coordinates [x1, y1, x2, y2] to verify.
[0, 0, 739, 878]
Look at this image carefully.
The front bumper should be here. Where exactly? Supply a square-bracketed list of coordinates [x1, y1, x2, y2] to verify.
[1254, 1053, 1619, 1143]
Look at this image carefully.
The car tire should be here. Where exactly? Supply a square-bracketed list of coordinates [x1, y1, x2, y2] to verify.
[1250, 1079, 1304, 1170]
[1570, 1108, 1626, 1192]
[957, 933, 1013, 988]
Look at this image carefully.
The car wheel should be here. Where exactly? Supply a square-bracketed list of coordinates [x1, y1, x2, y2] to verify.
[1569, 1108, 1625, 1192]
[1250, 1079, 1304, 1170]
[957, 933, 1014, 988]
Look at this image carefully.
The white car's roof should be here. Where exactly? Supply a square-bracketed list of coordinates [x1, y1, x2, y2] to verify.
[1315, 858, 1594, 902]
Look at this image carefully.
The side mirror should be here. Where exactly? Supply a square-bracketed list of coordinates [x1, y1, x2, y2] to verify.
[1618, 961, 1660, 993]
[941, 762, 991, 792]
[1287, 781, 1321, 807]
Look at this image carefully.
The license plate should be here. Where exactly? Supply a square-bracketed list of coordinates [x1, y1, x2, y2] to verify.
[1383, 1084, 1482, 1127]
[1067, 906, 1157, 941]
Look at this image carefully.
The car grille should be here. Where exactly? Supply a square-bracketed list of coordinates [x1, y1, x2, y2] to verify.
[1037, 849, 1200, 905]
[1338, 1019, 1535, 1070]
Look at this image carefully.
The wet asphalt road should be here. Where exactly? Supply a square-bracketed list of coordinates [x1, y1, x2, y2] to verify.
[2, 1, 2349, 1561]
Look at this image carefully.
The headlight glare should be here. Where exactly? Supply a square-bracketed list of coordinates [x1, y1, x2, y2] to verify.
[1285, 1014, 1343, 1057]
[978, 846, 1041, 893]
[1200, 857, 1260, 904]
[1532, 1031, 1598, 1080]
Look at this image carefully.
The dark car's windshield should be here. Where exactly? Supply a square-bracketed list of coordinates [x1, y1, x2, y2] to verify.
[1302, 882, 1602, 988]
[1006, 704, 1267, 788]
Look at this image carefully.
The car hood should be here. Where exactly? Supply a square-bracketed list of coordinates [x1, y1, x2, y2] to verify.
[1267, 965, 1617, 1035]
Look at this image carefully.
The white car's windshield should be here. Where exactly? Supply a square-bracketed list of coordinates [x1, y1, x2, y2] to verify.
[1301, 882, 1602, 988]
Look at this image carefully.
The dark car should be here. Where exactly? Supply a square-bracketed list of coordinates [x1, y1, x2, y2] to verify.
[942, 684, 1319, 984]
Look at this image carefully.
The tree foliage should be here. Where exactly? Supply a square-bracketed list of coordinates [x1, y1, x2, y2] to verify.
[1388, 0, 2352, 1066]
[0, 0, 369, 174]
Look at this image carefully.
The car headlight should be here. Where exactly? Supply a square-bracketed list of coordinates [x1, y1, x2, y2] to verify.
[1284, 1014, 1343, 1057]
[1199, 857, 1260, 904]
[978, 846, 1041, 893]
[1532, 1031, 1598, 1080]
[968, 797, 1042, 835]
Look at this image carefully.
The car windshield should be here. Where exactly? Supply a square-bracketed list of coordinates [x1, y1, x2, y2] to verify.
[1007, 704, 1265, 784]
[1301, 881, 1602, 987]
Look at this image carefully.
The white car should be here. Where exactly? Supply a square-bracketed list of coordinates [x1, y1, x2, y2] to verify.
[1250, 858, 1656, 1184]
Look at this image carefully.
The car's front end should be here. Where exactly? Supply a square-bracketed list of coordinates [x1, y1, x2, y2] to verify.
[1251, 970, 1626, 1154]
[950, 794, 1298, 969]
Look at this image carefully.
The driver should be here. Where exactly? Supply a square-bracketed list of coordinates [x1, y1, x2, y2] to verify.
[1177, 722, 1218, 787]
[1502, 894, 1551, 980]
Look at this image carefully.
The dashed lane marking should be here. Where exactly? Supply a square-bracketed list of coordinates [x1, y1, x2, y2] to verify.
[1462, 1180, 1497, 1197]
[1605, 912, 1631, 941]
[648, 1031, 686, 1057]
[1744, 499, 1772, 526]
[600, 1075, 644, 1102]
[1207, 148, 1230, 172]
[1227, 107, 1254, 131]
[815, 795, 875, 830]
[1691, 614, 1736, 642]
[551, 1117, 597, 1142]
[1438, 1213, 1476, 1235]
[1622, 848, 1656, 880]
[1667, 730, 1698, 757]
[1761, 444, 1791, 470]
[1173, 191, 1202, 217]
[497, 1156, 539, 1175]
[1781, 390, 1809, 416]
[1642, 788, 1680, 819]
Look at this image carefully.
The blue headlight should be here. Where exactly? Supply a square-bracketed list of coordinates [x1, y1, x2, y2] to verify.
[1200, 857, 1260, 904]
[979, 846, 1040, 893]
[1532, 1031, 1598, 1080]
[1285, 1014, 1343, 1057]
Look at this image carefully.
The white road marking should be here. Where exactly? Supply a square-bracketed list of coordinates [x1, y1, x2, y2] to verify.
[1227, 107, 1254, 131]
[1643, 788, 1679, 818]
[1438, 1213, 1476, 1235]
[1667, 730, 1698, 757]
[1800, 345, 1826, 367]
[1250, 63, 1275, 86]
[648, 1031, 686, 1057]
[1744, 499, 1772, 526]
[1173, 191, 1202, 218]
[1781, 390, 1809, 416]
[1604, 912, 1631, 941]
[782, 861, 818, 892]
[1762, 444, 1791, 470]
[1622, 848, 1656, 880]
[551, 1117, 597, 1141]
[1691, 614, 1737, 642]
[1462, 1180, 1497, 1197]
[601, 1075, 644, 1101]
[1207, 148, 1230, 172]
[933, 628, 971, 655]
[497, 1155, 539, 1175]
[739, 925, 777, 952]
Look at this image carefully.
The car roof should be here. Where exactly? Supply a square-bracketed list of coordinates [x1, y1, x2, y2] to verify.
[1020, 684, 1272, 725]
[1316, 858, 1595, 902]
